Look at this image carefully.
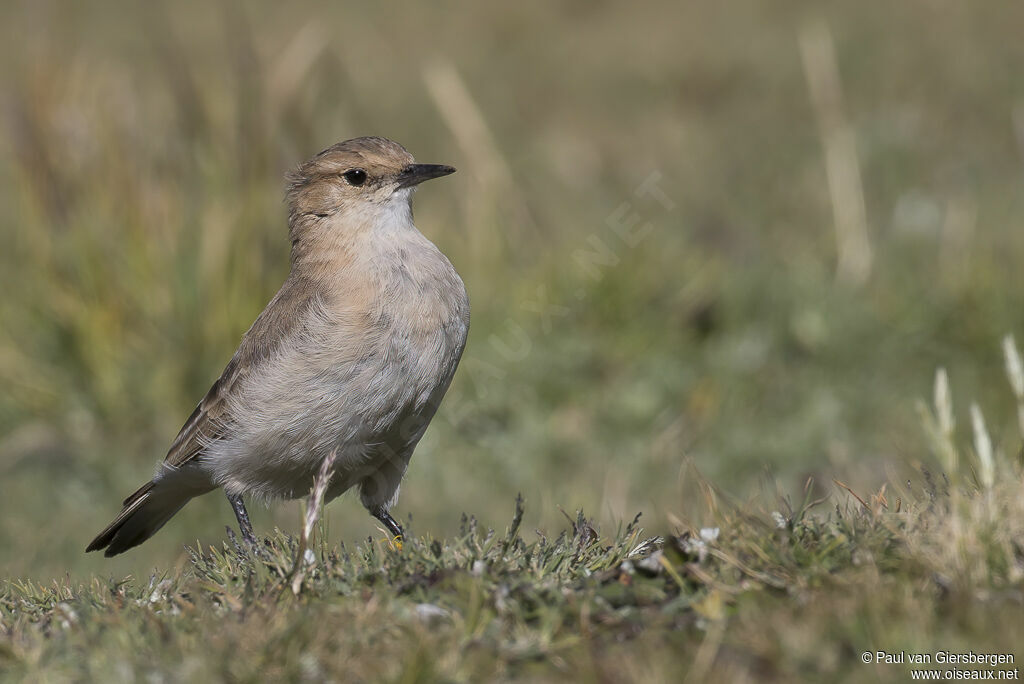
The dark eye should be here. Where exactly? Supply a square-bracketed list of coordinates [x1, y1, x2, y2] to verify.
[342, 168, 367, 186]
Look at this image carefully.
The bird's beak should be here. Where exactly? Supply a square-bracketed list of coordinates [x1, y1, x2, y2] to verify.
[397, 164, 456, 188]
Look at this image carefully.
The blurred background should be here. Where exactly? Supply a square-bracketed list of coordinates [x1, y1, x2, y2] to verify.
[1, 0, 1023, 580]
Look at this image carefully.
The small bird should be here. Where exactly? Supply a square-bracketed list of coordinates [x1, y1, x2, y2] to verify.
[87, 137, 469, 556]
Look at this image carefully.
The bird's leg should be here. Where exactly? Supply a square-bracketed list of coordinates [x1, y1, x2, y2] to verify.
[372, 508, 404, 542]
[227, 492, 259, 548]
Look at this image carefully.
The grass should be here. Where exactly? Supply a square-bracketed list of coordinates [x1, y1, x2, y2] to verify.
[3, 0, 1024, 680]
[3, 448, 1023, 681]
[5, 352, 1024, 681]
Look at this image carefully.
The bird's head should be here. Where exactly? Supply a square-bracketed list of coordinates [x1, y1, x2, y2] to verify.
[285, 137, 455, 226]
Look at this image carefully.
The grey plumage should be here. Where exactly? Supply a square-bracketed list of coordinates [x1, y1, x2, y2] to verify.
[88, 137, 468, 556]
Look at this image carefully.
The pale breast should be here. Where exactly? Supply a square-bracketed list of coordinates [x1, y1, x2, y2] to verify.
[370, 245, 469, 432]
[204, 235, 468, 501]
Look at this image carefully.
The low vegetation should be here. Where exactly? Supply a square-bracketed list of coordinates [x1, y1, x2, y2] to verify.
[4, 379, 1023, 681]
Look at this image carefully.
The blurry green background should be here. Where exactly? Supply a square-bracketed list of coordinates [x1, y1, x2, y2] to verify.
[1, 0, 1023, 581]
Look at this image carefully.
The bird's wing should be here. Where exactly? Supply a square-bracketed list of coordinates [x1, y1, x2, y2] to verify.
[162, 278, 317, 469]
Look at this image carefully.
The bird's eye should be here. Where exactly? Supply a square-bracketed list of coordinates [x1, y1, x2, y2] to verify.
[342, 168, 367, 186]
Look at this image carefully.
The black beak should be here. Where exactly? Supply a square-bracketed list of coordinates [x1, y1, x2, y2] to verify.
[397, 164, 456, 188]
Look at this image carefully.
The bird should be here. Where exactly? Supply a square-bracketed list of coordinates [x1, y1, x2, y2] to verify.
[87, 136, 469, 556]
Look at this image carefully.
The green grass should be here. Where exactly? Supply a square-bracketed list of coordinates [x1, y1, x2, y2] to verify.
[4, 461, 1023, 681]
[3, 0, 1024, 680]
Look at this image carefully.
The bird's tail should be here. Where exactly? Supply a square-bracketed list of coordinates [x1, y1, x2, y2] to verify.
[86, 480, 192, 557]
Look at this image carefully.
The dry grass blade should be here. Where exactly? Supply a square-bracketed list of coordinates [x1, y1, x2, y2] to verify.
[970, 403, 995, 492]
[832, 478, 869, 512]
[799, 17, 872, 288]
[289, 448, 338, 595]
[1002, 335, 1024, 440]
[422, 59, 536, 257]
[265, 21, 330, 119]
[422, 60, 511, 196]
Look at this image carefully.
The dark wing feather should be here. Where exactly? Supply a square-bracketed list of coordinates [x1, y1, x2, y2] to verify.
[163, 278, 317, 469]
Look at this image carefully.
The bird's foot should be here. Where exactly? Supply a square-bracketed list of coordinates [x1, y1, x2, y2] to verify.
[226, 525, 266, 561]
[373, 509, 405, 550]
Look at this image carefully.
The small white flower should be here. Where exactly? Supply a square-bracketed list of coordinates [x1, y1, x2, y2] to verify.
[771, 511, 787, 529]
[414, 603, 450, 624]
[634, 550, 664, 576]
[148, 579, 173, 604]
[683, 537, 709, 562]
[699, 527, 720, 543]
[56, 602, 78, 630]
